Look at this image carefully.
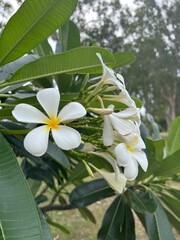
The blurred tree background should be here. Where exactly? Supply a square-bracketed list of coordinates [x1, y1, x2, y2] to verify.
[72, 0, 180, 130]
[1, 0, 179, 129]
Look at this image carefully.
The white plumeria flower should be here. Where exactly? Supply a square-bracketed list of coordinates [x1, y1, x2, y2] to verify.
[103, 105, 135, 146]
[12, 88, 86, 156]
[96, 53, 125, 91]
[114, 133, 148, 180]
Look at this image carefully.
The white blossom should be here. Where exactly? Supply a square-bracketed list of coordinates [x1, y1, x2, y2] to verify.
[12, 88, 86, 156]
[114, 133, 148, 180]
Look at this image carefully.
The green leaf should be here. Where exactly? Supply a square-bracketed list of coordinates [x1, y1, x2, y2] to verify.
[166, 116, 180, 156]
[26, 167, 54, 188]
[34, 39, 53, 57]
[0, 0, 78, 65]
[119, 205, 135, 240]
[145, 197, 175, 240]
[154, 150, 180, 176]
[78, 207, 96, 224]
[47, 219, 70, 235]
[114, 52, 136, 68]
[0, 134, 52, 239]
[60, 20, 80, 51]
[0, 47, 115, 87]
[38, 209, 52, 240]
[69, 155, 113, 181]
[46, 141, 70, 170]
[0, 108, 13, 120]
[137, 157, 161, 181]
[128, 188, 157, 214]
[159, 192, 180, 222]
[97, 195, 125, 240]
[165, 210, 180, 234]
[160, 192, 180, 210]
[0, 55, 38, 81]
[146, 138, 165, 161]
[69, 179, 114, 207]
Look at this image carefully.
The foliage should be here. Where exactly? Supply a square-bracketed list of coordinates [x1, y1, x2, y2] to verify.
[0, 0, 179, 239]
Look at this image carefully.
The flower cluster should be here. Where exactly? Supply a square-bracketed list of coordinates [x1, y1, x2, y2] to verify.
[12, 53, 148, 193]
[90, 53, 148, 184]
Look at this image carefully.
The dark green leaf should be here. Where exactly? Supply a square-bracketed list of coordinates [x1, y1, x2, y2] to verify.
[26, 167, 54, 188]
[47, 141, 70, 170]
[0, 134, 52, 239]
[97, 195, 125, 240]
[69, 179, 114, 207]
[145, 197, 175, 240]
[119, 204, 135, 240]
[128, 188, 157, 214]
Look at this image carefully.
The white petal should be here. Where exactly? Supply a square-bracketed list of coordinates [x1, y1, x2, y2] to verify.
[117, 90, 136, 107]
[132, 150, 148, 172]
[37, 88, 60, 117]
[114, 143, 132, 167]
[52, 125, 81, 150]
[90, 163, 127, 193]
[103, 116, 114, 146]
[12, 104, 49, 123]
[24, 126, 50, 156]
[116, 73, 125, 85]
[96, 53, 115, 82]
[124, 160, 138, 180]
[58, 102, 86, 123]
[113, 108, 137, 119]
[109, 115, 135, 135]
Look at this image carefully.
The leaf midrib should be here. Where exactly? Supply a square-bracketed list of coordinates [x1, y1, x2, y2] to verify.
[105, 196, 122, 240]
[73, 185, 112, 202]
[0, 0, 64, 65]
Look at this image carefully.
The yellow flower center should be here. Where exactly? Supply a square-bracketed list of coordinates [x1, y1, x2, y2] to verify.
[126, 144, 134, 152]
[45, 115, 61, 130]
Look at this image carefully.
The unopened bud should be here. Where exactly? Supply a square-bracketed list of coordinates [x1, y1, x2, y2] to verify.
[87, 107, 113, 115]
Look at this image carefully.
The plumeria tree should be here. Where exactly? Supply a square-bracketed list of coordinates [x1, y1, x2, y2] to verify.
[0, 0, 179, 239]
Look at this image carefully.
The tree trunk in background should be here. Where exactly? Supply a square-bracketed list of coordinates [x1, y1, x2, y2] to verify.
[164, 84, 176, 129]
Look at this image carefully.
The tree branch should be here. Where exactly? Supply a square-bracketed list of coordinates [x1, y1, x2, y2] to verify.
[41, 204, 76, 213]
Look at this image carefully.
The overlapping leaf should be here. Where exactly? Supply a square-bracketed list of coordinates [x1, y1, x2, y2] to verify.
[0, 0, 78, 65]
[97, 195, 125, 240]
[0, 47, 115, 87]
[69, 179, 114, 207]
[128, 189, 157, 214]
[0, 134, 52, 239]
[145, 197, 175, 240]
